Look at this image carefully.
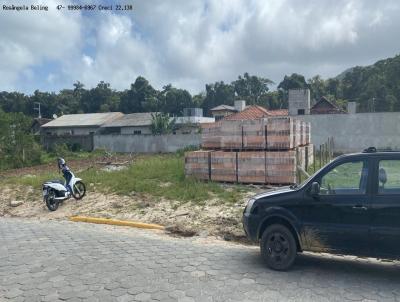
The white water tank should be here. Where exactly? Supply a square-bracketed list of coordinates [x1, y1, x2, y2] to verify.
[347, 102, 357, 114]
[234, 100, 246, 112]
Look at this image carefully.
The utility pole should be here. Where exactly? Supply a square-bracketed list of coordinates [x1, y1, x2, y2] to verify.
[34, 102, 41, 118]
[368, 98, 376, 113]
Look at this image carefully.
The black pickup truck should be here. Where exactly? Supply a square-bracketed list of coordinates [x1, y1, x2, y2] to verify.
[243, 147, 400, 270]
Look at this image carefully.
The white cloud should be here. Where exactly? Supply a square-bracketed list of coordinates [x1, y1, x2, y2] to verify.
[1, 0, 400, 94]
[98, 14, 132, 46]
[62, 13, 159, 90]
[0, 0, 82, 91]
[82, 55, 94, 67]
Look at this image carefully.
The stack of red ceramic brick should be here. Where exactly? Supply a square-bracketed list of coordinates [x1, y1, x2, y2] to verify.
[210, 151, 237, 182]
[242, 119, 267, 149]
[266, 118, 310, 149]
[220, 120, 242, 149]
[266, 151, 297, 184]
[238, 152, 266, 183]
[266, 118, 295, 150]
[185, 150, 299, 184]
[238, 150, 297, 184]
[202, 117, 310, 151]
[189, 117, 312, 185]
[238, 151, 298, 184]
[201, 122, 221, 149]
[184, 150, 211, 180]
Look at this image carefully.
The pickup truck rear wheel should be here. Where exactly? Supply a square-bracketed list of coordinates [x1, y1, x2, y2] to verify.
[260, 224, 297, 271]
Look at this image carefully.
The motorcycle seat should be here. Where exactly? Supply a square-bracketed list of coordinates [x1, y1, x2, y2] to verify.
[44, 179, 65, 185]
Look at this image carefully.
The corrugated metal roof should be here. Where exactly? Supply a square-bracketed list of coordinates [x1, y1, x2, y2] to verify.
[101, 112, 160, 127]
[210, 105, 236, 111]
[224, 106, 288, 120]
[42, 112, 123, 128]
[175, 116, 215, 124]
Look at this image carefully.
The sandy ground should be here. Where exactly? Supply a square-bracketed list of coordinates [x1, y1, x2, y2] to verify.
[0, 168, 267, 242]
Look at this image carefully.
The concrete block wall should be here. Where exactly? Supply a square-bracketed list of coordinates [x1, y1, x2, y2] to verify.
[296, 112, 400, 153]
[42, 134, 94, 151]
[93, 134, 201, 153]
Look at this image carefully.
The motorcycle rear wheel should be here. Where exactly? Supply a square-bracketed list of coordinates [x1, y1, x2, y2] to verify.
[45, 190, 59, 211]
[72, 181, 86, 200]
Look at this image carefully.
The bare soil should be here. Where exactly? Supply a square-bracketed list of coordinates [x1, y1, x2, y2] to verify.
[0, 162, 267, 243]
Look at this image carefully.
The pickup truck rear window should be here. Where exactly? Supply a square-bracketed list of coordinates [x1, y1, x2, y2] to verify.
[378, 160, 400, 194]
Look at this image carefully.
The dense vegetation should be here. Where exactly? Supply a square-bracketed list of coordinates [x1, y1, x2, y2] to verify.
[0, 110, 101, 170]
[1, 55, 400, 118]
[0, 110, 42, 170]
[1, 54, 399, 170]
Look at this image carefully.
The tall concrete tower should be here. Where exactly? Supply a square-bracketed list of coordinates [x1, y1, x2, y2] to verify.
[288, 89, 311, 115]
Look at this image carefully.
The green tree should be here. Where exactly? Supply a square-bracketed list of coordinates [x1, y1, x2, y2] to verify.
[307, 75, 327, 101]
[0, 111, 42, 169]
[277, 73, 308, 105]
[0, 92, 30, 115]
[30, 90, 59, 118]
[202, 81, 235, 115]
[233, 72, 274, 104]
[81, 81, 120, 113]
[57, 89, 80, 114]
[150, 112, 175, 135]
[326, 78, 340, 98]
[120, 76, 158, 113]
[192, 93, 205, 108]
[159, 85, 193, 115]
[258, 91, 286, 109]
[278, 73, 308, 91]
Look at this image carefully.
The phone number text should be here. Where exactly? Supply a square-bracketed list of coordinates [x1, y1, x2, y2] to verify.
[63, 4, 133, 11]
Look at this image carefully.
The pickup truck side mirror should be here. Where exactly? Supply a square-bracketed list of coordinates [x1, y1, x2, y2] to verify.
[310, 182, 320, 196]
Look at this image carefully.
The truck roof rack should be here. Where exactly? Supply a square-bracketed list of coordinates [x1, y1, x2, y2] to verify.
[363, 147, 400, 153]
[363, 147, 376, 153]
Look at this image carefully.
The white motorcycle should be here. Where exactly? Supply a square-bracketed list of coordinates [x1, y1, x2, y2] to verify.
[42, 169, 86, 211]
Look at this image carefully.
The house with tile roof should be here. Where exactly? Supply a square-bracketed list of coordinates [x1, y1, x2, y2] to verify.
[210, 104, 237, 120]
[310, 96, 346, 114]
[210, 100, 287, 121]
[224, 105, 288, 120]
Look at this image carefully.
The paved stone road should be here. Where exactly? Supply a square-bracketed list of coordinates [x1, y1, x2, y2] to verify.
[1, 218, 400, 302]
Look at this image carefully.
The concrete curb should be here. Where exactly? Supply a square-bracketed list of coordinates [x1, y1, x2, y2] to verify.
[69, 216, 165, 230]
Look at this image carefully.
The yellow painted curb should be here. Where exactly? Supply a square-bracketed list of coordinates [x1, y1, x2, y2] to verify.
[69, 216, 165, 230]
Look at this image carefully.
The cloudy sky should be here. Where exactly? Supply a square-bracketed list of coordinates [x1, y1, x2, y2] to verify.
[1, 0, 400, 94]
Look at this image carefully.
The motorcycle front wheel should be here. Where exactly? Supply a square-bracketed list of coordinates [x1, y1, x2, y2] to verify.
[45, 190, 59, 211]
[72, 181, 86, 200]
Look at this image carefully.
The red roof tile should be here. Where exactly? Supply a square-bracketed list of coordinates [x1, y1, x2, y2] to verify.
[224, 106, 288, 120]
[267, 109, 289, 116]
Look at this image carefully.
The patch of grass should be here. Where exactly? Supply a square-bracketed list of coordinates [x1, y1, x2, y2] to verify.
[81, 154, 247, 203]
[40, 149, 108, 165]
[5, 154, 248, 204]
[5, 172, 60, 188]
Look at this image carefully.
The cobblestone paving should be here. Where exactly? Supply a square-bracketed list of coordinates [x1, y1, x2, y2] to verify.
[1, 218, 400, 302]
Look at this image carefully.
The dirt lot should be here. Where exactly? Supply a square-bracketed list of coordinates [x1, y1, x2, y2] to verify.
[0, 158, 268, 242]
